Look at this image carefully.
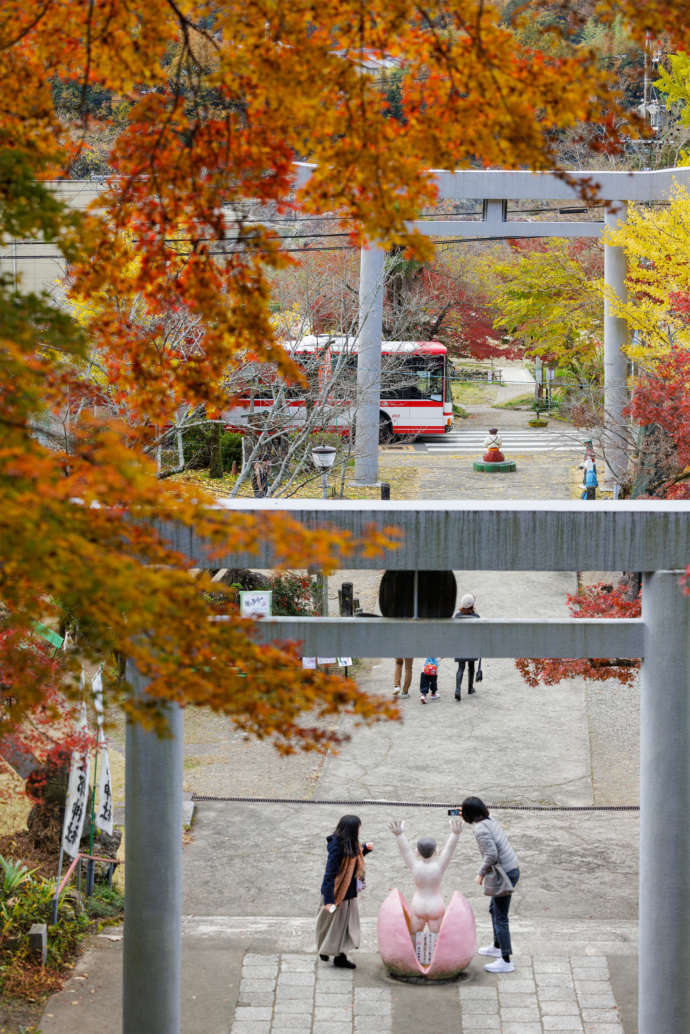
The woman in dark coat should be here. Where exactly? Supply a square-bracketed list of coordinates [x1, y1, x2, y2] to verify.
[455, 593, 480, 699]
[316, 814, 373, 969]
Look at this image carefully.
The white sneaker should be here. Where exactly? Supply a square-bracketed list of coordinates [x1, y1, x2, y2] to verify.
[420, 695, 427, 704]
[392, 686, 401, 696]
[430, 692, 439, 700]
[484, 958, 514, 974]
[478, 945, 502, 957]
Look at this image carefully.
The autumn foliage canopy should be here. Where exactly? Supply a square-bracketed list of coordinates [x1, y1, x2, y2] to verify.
[0, 0, 681, 748]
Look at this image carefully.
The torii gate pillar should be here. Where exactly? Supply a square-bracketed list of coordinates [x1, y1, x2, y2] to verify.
[639, 571, 690, 1034]
[354, 242, 385, 484]
[604, 205, 629, 490]
[123, 662, 183, 1034]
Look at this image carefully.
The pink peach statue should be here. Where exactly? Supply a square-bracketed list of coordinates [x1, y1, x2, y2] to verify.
[378, 818, 476, 980]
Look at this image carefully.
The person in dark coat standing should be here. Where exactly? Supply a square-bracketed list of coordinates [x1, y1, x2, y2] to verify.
[454, 593, 480, 699]
[316, 814, 373, 969]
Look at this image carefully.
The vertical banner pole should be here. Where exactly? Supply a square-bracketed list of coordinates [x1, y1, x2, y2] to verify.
[51, 844, 64, 925]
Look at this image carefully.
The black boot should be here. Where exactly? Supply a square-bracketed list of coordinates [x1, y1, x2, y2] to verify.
[319, 954, 329, 961]
[455, 691, 461, 701]
[333, 953, 356, 969]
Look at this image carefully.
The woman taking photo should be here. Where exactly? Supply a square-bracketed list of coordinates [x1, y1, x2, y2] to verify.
[461, 795, 519, 973]
[316, 814, 373, 969]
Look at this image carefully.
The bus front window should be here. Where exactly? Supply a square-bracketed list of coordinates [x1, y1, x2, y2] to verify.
[382, 356, 444, 400]
[412, 357, 444, 400]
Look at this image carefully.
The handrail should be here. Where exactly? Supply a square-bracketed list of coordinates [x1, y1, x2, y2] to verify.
[55, 854, 80, 898]
[51, 851, 122, 924]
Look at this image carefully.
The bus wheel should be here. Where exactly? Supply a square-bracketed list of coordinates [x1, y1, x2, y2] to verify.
[379, 414, 394, 444]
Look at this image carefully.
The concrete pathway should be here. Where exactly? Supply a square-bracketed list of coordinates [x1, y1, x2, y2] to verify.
[41, 929, 635, 1034]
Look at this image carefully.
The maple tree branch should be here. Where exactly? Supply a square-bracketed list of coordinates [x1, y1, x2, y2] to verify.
[664, 467, 690, 488]
[0, 0, 52, 51]
[79, 0, 95, 124]
[163, 0, 220, 56]
[586, 658, 638, 668]
[427, 300, 453, 339]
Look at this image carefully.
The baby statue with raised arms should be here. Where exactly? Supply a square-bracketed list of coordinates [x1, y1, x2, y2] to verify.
[389, 817, 463, 933]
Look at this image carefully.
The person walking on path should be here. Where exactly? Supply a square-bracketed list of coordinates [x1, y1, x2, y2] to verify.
[455, 594, 480, 699]
[316, 814, 373, 969]
[393, 657, 413, 698]
[582, 465, 598, 500]
[461, 796, 520, 974]
[419, 657, 439, 703]
[580, 442, 598, 500]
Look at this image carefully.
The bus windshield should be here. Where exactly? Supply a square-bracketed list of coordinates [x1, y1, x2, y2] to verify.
[381, 355, 445, 401]
[328, 352, 445, 402]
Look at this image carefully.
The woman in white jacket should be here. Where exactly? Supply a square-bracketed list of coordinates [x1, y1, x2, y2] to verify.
[461, 795, 520, 973]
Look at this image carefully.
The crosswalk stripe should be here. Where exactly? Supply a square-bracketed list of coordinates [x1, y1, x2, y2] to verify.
[423, 440, 582, 446]
[418, 437, 584, 451]
[423, 434, 584, 441]
[423, 446, 582, 453]
[424, 440, 587, 448]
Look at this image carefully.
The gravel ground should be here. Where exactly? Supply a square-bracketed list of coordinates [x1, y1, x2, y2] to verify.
[586, 678, 640, 806]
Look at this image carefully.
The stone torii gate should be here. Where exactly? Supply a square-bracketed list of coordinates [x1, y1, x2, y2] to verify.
[5, 167, 690, 488]
[126, 499, 690, 1034]
[339, 166, 690, 486]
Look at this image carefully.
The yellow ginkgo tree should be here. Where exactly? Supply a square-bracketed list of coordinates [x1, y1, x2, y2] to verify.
[481, 239, 604, 381]
[603, 183, 690, 364]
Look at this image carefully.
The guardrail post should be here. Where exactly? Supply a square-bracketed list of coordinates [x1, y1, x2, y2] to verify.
[124, 661, 183, 1034]
[639, 572, 690, 1034]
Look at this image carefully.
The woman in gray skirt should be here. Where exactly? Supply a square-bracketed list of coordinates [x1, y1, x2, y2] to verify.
[316, 814, 373, 969]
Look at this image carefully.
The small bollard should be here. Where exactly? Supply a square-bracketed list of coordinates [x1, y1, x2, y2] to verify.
[380, 482, 390, 500]
[29, 923, 47, 967]
[339, 582, 354, 616]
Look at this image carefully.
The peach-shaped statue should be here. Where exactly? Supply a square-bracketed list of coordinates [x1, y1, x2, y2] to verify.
[378, 819, 476, 980]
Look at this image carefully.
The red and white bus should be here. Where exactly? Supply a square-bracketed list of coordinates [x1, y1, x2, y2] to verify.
[226, 337, 454, 440]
